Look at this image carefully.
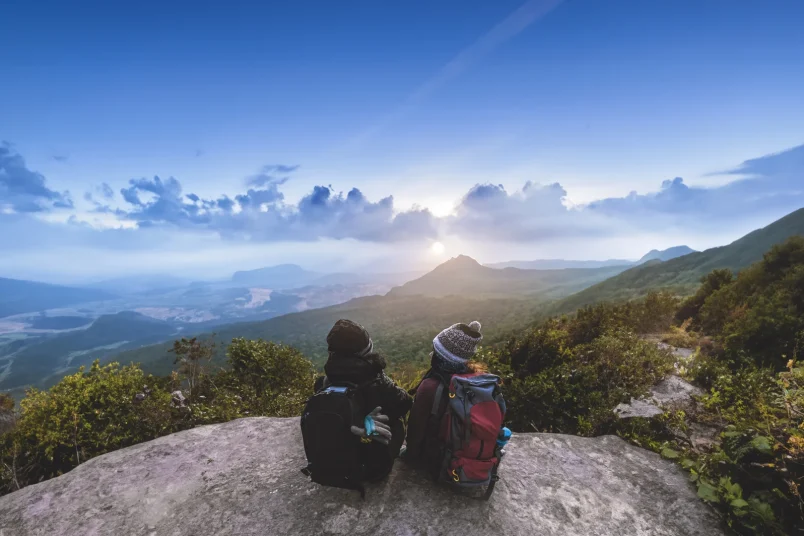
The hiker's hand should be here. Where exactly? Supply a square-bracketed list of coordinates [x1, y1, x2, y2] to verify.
[351, 406, 392, 445]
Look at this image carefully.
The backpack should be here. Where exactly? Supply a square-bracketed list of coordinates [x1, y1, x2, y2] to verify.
[300, 381, 375, 497]
[407, 370, 506, 499]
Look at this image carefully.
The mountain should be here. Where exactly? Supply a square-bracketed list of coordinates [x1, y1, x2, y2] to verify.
[0, 278, 113, 319]
[556, 207, 804, 311]
[387, 255, 629, 299]
[637, 246, 696, 264]
[112, 258, 629, 375]
[111, 293, 552, 377]
[487, 246, 695, 270]
[86, 274, 193, 295]
[0, 311, 178, 391]
[231, 264, 319, 288]
[486, 259, 632, 270]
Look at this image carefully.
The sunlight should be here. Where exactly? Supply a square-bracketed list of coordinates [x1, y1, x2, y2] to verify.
[431, 241, 446, 255]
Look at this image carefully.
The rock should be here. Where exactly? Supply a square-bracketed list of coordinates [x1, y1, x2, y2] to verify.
[171, 390, 186, 408]
[614, 376, 703, 420]
[614, 398, 665, 419]
[687, 423, 722, 451]
[650, 376, 703, 412]
[0, 417, 724, 536]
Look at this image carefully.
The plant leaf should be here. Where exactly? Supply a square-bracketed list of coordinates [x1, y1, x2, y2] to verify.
[697, 480, 719, 502]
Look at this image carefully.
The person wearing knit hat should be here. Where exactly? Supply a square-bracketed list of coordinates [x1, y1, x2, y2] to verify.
[431, 321, 483, 374]
[313, 319, 413, 481]
[403, 320, 499, 469]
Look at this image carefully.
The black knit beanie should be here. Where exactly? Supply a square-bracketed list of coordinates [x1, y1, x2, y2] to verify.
[326, 319, 373, 356]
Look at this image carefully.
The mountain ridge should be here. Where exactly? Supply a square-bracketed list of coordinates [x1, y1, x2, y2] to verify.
[554, 206, 804, 312]
[0, 277, 114, 319]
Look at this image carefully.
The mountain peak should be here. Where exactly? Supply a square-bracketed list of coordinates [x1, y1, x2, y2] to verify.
[438, 254, 483, 269]
[638, 246, 696, 264]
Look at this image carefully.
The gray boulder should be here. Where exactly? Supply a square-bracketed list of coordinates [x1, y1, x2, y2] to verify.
[0, 417, 724, 536]
[615, 376, 704, 420]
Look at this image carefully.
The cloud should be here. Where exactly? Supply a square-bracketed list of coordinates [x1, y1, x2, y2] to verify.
[448, 181, 612, 242]
[99, 183, 114, 199]
[587, 144, 804, 229]
[245, 164, 298, 187]
[52, 155, 69, 162]
[0, 142, 73, 212]
[104, 165, 437, 242]
[5, 143, 804, 256]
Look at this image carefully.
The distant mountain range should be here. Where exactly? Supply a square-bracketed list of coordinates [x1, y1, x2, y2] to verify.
[637, 246, 696, 263]
[231, 264, 420, 289]
[388, 255, 628, 299]
[0, 278, 113, 318]
[488, 245, 695, 270]
[0, 311, 178, 392]
[106, 207, 804, 379]
[555, 207, 804, 312]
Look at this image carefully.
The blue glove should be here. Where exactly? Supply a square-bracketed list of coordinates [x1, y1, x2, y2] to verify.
[351, 406, 392, 445]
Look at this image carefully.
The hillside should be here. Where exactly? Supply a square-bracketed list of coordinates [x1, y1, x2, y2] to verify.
[387, 255, 628, 299]
[0, 417, 723, 536]
[0, 312, 177, 390]
[0, 277, 113, 318]
[638, 245, 696, 263]
[486, 245, 693, 270]
[486, 258, 631, 269]
[555, 206, 804, 311]
[113, 293, 549, 376]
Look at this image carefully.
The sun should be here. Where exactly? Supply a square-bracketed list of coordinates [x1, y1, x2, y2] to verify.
[431, 241, 445, 255]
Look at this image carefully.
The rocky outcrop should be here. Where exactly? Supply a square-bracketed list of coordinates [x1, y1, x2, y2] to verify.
[614, 375, 704, 419]
[0, 417, 724, 536]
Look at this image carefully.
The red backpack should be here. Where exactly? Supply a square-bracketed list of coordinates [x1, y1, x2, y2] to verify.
[405, 370, 506, 499]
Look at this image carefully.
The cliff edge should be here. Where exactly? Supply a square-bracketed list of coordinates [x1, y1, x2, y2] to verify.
[0, 417, 723, 536]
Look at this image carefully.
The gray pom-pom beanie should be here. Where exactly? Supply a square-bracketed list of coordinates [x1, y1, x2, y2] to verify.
[433, 321, 482, 366]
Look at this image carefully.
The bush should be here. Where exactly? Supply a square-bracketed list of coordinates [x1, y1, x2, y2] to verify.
[0, 361, 178, 493]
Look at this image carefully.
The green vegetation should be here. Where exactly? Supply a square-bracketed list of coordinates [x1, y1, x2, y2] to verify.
[623, 237, 804, 535]
[113, 294, 551, 377]
[0, 338, 314, 494]
[555, 207, 804, 311]
[1, 228, 803, 533]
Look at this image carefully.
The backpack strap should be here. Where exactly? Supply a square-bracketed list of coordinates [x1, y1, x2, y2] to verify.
[431, 382, 445, 416]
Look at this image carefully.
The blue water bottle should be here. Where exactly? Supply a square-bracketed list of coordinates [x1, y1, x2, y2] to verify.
[496, 427, 512, 455]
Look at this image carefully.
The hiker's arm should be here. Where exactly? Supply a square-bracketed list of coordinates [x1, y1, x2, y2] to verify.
[376, 372, 413, 421]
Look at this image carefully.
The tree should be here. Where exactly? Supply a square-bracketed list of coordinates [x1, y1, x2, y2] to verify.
[226, 338, 315, 416]
[169, 336, 216, 399]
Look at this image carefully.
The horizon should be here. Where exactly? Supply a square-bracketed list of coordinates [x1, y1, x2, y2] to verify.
[2, 0, 804, 283]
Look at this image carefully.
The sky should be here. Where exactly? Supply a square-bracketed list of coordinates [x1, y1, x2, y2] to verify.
[1, 0, 803, 283]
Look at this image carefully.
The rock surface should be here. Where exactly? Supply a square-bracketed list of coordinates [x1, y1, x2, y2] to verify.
[0, 417, 724, 536]
[615, 376, 704, 419]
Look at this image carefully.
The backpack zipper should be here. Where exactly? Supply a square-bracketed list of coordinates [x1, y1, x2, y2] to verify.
[477, 440, 484, 459]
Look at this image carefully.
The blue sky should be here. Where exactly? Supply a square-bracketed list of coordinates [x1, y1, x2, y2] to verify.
[1, 0, 803, 282]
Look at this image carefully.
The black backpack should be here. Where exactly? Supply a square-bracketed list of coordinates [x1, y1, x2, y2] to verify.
[300, 381, 375, 497]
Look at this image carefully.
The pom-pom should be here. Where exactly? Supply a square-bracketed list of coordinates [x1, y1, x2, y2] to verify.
[468, 321, 481, 333]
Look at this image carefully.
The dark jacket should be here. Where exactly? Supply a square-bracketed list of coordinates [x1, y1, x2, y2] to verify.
[317, 350, 413, 479]
[322, 351, 412, 421]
